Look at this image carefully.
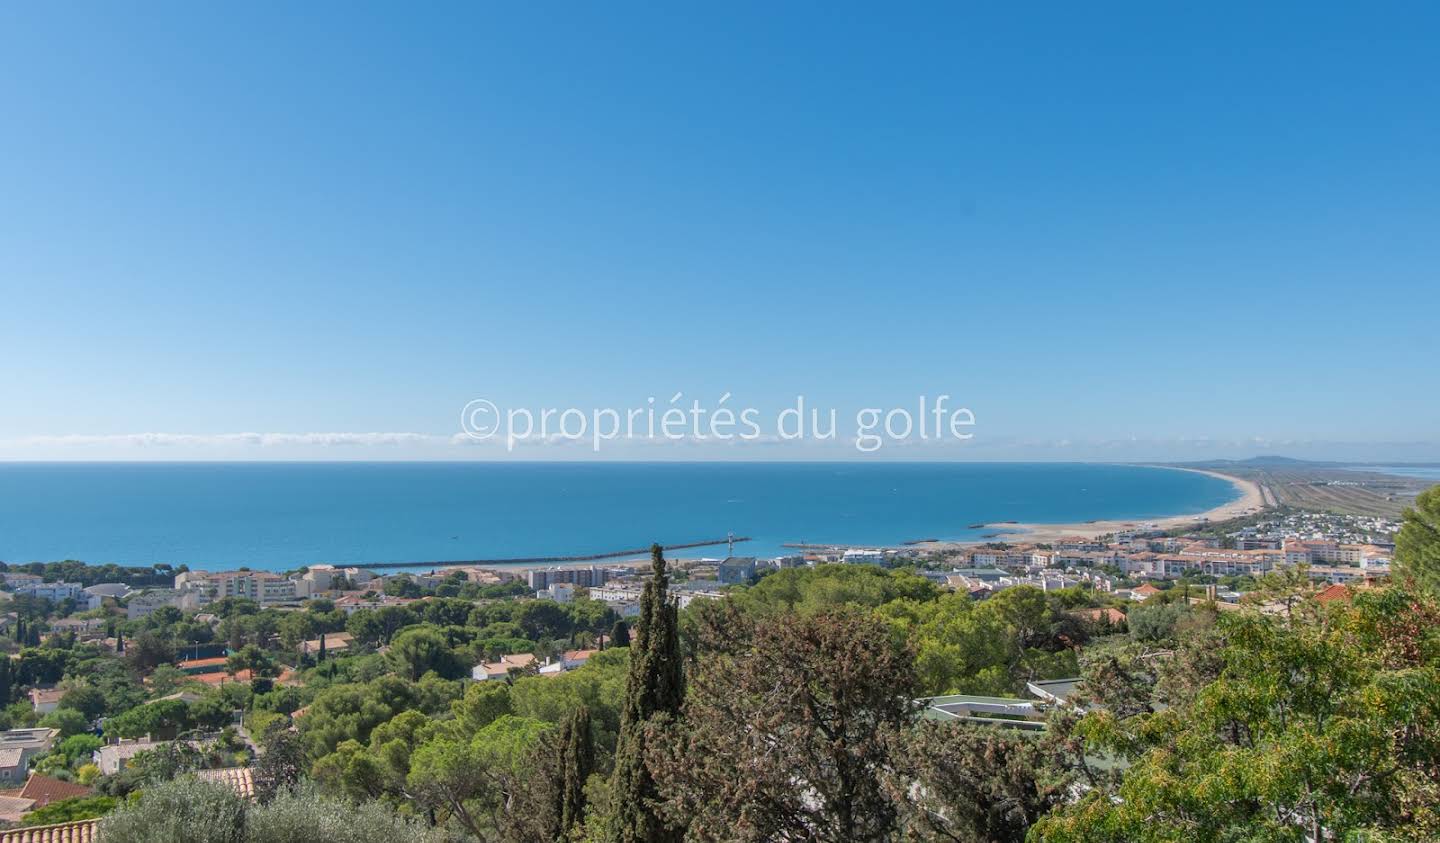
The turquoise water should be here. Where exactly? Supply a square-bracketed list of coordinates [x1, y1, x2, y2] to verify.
[0, 462, 1237, 570]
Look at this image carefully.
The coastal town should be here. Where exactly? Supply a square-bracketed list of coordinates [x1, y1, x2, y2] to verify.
[0, 461, 1423, 839]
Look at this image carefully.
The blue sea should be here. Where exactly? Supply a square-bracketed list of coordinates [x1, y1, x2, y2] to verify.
[0, 462, 1238, 571]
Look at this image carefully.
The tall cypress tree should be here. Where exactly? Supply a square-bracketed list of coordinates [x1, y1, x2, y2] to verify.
[559, 705, 595, 835]
[608, 544, 685, 843]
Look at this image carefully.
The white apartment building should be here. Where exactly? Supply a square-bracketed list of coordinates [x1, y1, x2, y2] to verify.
[842, 549, 885, 565]
[126, 588, 196, 619]
[175, 570, 312, 606]
[12, 581, 83, 602]
[541, 583, 576, 603]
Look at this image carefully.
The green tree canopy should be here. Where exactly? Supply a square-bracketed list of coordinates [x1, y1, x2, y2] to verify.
[1396, 484, 1440, 593]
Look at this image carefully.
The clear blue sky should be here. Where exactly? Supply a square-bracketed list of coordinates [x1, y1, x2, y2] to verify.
[1, 2, 1436, 461]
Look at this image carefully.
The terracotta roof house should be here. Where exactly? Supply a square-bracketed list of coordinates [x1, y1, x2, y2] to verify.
[19, 774, 92, 809]
[1130, 583, 1163, 598]
[1314, 583, 1354, 603]
[1072, 607, 1127, 626]
[561, 649, 599, 669]
[0, 819, 98, 843]
[472, 653, 538, 681]
[27, 689, 64, 715]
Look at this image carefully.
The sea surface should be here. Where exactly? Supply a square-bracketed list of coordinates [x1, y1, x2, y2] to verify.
[0, 462, 1238, 571]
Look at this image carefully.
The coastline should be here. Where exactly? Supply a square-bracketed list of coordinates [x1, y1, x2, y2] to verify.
[948, 466, 1266, 545]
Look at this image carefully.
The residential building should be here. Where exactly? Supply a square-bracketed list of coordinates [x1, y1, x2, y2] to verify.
[841, 549, 885, 565]
[18, 773, 92, 810]
[299, 631, 353, 657]
[82, 583, 131, 610]
[28, 688, 64, 715]
[11, 582, 82, 602]
[0, 730, 59, 784]
[540, 583, 576, 603]
[175, 570, 312, 606]
[561, 648, 598, 670]
[717, 557, 757, 585]
[125, 589, 187, 619]
[332, 593, 416, 614]
[93, 739, 162, 776]
[525, 566, 610, 591]
[472, 653, 538, 681]
[0, 573, 43, 590]
[589, 584, 644, 604]
[50, 617, 106, 639]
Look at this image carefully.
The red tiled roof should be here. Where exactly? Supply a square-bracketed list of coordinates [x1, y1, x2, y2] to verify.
[27, 689, 65, 705]
[196, 767, 255, 799]
[1073, 607, 1127, 625]
[19, 774, 92, 808]
[1314, 583, 1353, 603]
[0, 819, 98, 843]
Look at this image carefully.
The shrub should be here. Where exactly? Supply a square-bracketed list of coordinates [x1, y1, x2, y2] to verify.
[99, 777, 246, 843]
[98, 775, 449, 843]
[246, 783, 448, 843]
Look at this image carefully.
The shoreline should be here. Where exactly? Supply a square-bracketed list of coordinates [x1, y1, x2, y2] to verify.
[937, 466, 1267, 545]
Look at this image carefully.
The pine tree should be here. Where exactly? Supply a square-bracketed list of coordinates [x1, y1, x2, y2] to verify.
[607, 544, 685, 843]
[559, 705, 595, 835]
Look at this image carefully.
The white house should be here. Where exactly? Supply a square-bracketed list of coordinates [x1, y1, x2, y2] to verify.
[28, 688, 64, 715]
[540, 583, 575, 603]
[93, 739, 163, 776]
[126, 589, 185, 619]
[472, 653, 538, 681]
[0, 730, 58, 784]
[84, 583, 133, 610]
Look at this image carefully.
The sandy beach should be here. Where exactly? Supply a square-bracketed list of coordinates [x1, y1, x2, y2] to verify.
[957, 467, 1267, 544]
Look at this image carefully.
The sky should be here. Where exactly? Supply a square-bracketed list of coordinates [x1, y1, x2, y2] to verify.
[1, 2, 1437, 462]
